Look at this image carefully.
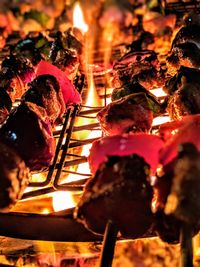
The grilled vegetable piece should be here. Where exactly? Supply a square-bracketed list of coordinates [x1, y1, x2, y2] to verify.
[22, 74, 65, 124]
[97, 93, 153, 136]
[88, 133, 164, 175]
[75, 154, 153, 238]
[112, 50, 165, 90]
[0, 102, 56, 172]
[167, 12, 200, 74]
[0, 141, 30, 212]
[165, 66, 200, 120]
[36, 60, 81, 105]
[0, 88, 12, 124]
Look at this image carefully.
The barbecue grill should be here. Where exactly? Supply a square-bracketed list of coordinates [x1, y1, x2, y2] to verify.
[0, 0, 200, 266]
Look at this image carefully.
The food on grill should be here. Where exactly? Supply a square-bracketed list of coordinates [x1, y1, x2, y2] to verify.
[0, 89, 12, 124]
[36, 60, 81, 105]
[111, 82, 162, 114]
[159, 114, 200, 167]
[167, 11, 200, 74]
[0, 55, 35, 101]
[0, 141, 30, 212]
[0, 102, 56, 171]
[97, 93, 154, 136]
[112, 50, 165, 90]
[49, 28, 83, 79]
[75, 154, 153, 238]
[165, 66, 200, 120]
[152, 116, 200, 243]
[165, 143, 200, 226]
[142, 12, 176, 36]
[88, 133, 164, 175]
[22, 74, 65, 124]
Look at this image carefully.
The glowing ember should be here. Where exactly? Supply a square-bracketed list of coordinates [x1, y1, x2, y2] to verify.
[73, 2, 88, 33]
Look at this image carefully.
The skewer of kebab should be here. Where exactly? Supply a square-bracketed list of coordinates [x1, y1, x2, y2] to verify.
[164, 66, 200, 120]
[97, 82, 162, 136]
[152, 115, 200, 266]
[74, 133, 164, 266]
[165, 142, 200, 267]
[167, 11, 200, 75]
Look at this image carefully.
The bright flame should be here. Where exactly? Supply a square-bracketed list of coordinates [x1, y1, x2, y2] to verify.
[73, 2, 88, 33]
[150, 88, 167, 98]
[53, 75, 101, 212]
[52, 191, 76, 212]
[153, 116, 171, 126]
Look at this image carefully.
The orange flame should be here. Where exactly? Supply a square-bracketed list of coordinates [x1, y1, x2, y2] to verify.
[73, 2, 88, 33]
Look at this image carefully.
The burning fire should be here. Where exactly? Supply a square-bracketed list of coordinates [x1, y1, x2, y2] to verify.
[53, 69, 102, 212]
[73, 2, 88, 33]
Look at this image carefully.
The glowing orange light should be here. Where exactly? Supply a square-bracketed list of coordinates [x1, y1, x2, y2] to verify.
[73, 2, 88, 33]
[52, 191, 76, 212]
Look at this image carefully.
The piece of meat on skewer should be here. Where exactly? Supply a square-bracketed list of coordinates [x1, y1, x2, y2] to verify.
[167, 12, 200, 74]
[165, 143, 200, 226]
[97, 93, 154, 136]
[152, 116, 200, 243]
[112, 50, 165, 90]
[164, 66, 200, 120]
[75, 154, 153, 238]
[22, 74, 65, 124]
[0, 102, 56, 172]
[0, 141, 30, 212]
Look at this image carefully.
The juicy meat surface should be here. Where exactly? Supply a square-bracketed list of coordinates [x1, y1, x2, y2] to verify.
[75, 154, 153, 238]
[97, 93, 153, 136]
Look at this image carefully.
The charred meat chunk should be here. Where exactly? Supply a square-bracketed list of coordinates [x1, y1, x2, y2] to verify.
[167, 12, 200, 74]
[165, 67, 200, 120]
[0, 141, 30, 212]
[111, 82, 162, 115]
[97, 93, 153, 136]
[75, 154, 153, 238]
[112, 50, 165, 90]
[22, 74, 65, 124]
[0, 102, 56, 172]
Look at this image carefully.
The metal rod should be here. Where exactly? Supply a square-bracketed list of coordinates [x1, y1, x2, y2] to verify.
[53, 105, 80, 189]
[99, 221, 118, 267]
[180, 223, 194, 267]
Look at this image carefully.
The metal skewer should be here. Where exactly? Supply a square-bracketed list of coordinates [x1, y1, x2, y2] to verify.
[99, 220, 118, 267]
